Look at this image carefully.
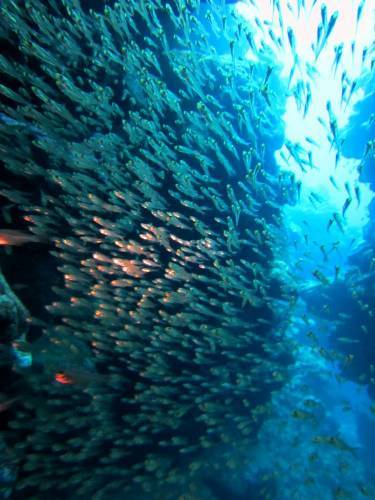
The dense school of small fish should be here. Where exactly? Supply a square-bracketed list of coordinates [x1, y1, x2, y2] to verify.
[0, 0, 373, 498]
[0, 0, 296, 497]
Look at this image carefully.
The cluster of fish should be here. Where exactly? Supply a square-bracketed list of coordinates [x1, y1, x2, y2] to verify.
[267, 0, 374, 313]
[278, 1, 375, 400]
[0, 0, 299, 497]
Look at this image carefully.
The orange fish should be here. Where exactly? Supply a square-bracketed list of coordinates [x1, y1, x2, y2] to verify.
[0, 229, 41, 246]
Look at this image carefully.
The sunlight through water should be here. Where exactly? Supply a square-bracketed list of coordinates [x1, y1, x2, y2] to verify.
[237, 0, 374, 276]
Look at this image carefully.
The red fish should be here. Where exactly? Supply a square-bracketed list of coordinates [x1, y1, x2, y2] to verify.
[55, 372, 74, 384]
[54, 368, 103, 387]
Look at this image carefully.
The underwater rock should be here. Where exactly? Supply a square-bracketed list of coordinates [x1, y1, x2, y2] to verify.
[303, 268, 375, 400]
[0, 270, 29, 343]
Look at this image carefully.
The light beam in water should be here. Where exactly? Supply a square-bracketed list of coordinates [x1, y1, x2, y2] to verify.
[237, 0, 374, 276]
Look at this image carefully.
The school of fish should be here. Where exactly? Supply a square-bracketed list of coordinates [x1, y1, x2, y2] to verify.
[0, 0, 373, 498]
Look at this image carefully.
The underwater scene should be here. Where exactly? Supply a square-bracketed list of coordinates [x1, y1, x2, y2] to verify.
[0, 0, 374, 498]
